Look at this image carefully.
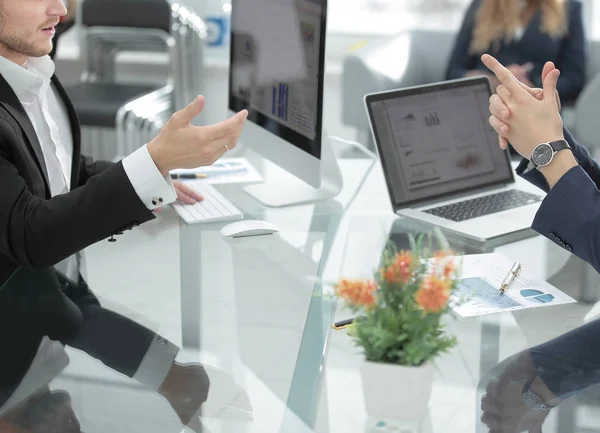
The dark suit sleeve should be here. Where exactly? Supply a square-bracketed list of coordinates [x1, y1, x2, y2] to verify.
[78, 154, 114, 185]
[0, 144, 155, 270]
[445, 0, 481, 80]
[554, 1, 586, 102]
[517, 128, 600, 273]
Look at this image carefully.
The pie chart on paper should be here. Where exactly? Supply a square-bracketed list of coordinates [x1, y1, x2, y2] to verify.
[520, 289, 555, 304]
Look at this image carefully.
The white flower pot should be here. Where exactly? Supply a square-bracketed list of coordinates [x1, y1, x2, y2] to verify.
[360, 360, 434, 427]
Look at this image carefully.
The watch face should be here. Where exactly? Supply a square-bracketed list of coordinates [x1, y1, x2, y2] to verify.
[532, 143, 553, 166]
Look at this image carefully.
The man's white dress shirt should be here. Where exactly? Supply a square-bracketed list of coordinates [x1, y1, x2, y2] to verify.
[0, 55, 178, 391]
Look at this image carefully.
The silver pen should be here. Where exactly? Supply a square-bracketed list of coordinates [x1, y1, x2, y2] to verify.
[500, 262, 522, 294]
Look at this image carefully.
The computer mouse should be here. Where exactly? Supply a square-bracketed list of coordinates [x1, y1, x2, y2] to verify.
[220, 220, 279, 238]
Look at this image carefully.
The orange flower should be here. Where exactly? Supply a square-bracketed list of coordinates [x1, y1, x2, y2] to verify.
[335, 278, 377, 308]
[381, 251, 413, 285]
[431, 250, 457, 278]
[433, 249, 455, 259]
[442, 261, 456, 278]
[415, 275, 450, 313]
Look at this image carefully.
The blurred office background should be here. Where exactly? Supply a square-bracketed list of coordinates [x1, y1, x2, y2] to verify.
[54, 0, 600, 160]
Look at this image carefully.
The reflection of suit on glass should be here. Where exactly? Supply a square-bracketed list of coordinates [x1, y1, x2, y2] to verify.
[477, 318, 600, 433]
[0, 268, 177, 404]
[529, 318, 600, 398]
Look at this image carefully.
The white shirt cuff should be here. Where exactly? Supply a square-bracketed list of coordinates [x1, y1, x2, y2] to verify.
[133, 335, 179, 391]
[122, 145, 177, 210]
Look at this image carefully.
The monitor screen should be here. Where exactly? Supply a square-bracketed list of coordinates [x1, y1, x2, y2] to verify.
[366, 80, 514, 208]
[228, 0, 327, 159]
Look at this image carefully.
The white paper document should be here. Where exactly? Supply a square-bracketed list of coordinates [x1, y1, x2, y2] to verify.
[170, 158, 263, 185]
[448, 253, 575, 317]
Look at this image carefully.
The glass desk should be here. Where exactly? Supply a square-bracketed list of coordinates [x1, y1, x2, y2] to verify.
[314, 213, 600, 433]
[1, 153, 599, 433]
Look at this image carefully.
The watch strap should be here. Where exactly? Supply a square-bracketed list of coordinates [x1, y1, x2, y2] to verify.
[549, 139, 570, 153]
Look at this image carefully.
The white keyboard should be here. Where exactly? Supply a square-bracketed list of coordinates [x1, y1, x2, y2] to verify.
[172, 181, 243, 224]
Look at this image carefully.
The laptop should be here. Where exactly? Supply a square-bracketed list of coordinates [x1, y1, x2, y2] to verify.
[364, 77, 543, 242]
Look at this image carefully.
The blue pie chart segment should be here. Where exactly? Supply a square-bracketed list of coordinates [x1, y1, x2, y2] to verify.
[521, 289, 555, 304]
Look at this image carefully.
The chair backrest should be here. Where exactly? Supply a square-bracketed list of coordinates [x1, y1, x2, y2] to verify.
[341, 28, 457, 131]
[78, 0, 175, 83]
[409, 29, 456, 83]
[77, 0, 206, 113]
[80, 0, 172, 33]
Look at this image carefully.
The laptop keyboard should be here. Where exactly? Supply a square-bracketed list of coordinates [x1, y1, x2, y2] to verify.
[423, 190, 542, 222]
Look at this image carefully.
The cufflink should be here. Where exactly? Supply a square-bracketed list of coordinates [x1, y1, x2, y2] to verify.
[152, 197, 164, 206]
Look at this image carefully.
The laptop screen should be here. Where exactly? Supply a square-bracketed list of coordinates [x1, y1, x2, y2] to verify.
[365, 78, 514, 209]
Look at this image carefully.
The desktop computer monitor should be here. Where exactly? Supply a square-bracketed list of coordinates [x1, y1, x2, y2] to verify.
[228, 0, 342, 207]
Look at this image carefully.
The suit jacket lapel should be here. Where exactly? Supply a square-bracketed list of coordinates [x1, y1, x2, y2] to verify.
[51, 75, 81, 188]
[0, 73, 50, 189]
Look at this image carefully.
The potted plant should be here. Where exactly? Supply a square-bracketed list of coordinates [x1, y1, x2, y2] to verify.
[334, 233, 461, 427]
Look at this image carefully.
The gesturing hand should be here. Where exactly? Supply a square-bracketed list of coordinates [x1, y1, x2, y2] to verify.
[148, 96, 248, 176]
[482, 55, 563, 156]
[489, 61, 559, 150]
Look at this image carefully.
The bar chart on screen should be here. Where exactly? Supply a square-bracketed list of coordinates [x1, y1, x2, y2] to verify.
[271, 82, 289, 120]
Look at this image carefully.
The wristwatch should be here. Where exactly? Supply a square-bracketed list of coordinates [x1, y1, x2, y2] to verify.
[530, 139, 570, 169]
[522, 377, 557, 412]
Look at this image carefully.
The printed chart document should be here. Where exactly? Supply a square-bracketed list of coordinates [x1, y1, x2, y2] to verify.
[170, 158, 263, 184]
[448, 253, 575, 317]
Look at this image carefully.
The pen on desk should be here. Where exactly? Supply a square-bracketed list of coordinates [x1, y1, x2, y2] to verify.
[499, 262, 522, 294]
[331, 318, 354, 330]
[170, 173, 208, 179]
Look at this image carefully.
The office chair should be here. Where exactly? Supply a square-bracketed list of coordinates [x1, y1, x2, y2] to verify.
[65, 0, 206, 161]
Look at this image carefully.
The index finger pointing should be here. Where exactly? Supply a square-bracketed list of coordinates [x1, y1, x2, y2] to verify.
[481, 54, 527, 97]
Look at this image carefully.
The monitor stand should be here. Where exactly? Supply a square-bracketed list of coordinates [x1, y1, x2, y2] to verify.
[243, 134, 343, 208]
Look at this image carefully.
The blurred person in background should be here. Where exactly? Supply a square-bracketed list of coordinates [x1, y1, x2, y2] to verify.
[49, 0, 76, 60]
[446, 0, 586, 105]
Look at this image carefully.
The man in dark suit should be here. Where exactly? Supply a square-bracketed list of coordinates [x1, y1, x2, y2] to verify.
[482, 54, 600, 270]
[0, 0, 248, 429]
